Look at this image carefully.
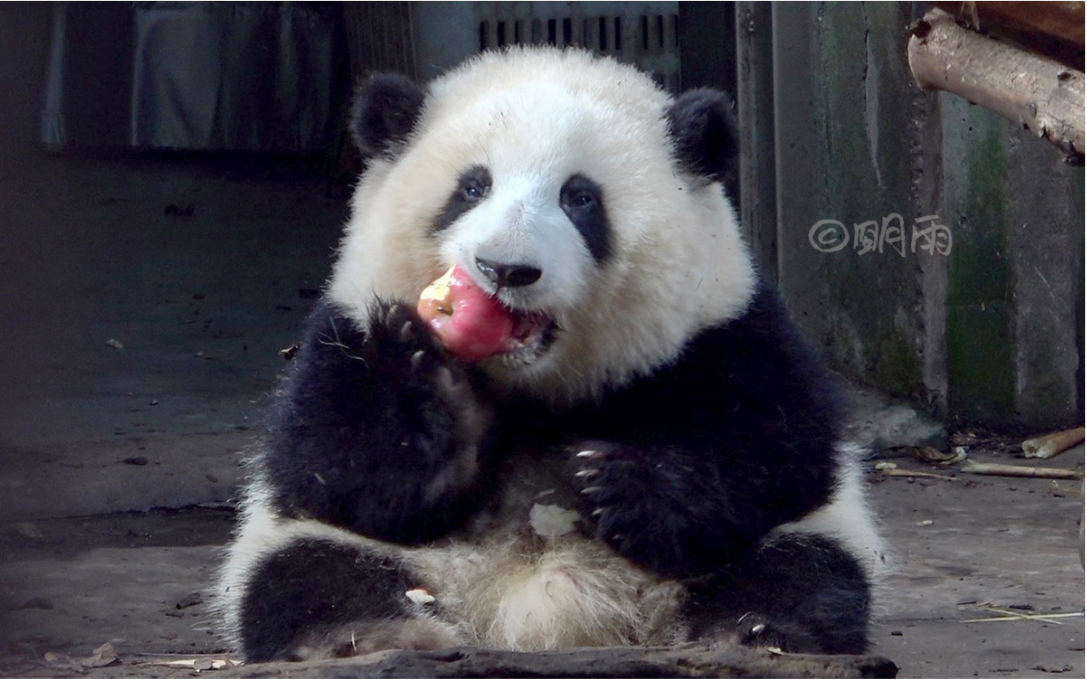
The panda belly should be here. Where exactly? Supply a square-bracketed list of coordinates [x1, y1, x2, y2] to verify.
[405, 451, 686, 650]
[222, 449, 877, 662]
[408, 535, 684, 650]
[220, 454, 685, 661]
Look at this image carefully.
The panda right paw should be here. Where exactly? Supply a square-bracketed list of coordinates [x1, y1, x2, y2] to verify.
[260, 300, 495, 543]
[374, 302, 459, 380]
[371, 299, 489, 441]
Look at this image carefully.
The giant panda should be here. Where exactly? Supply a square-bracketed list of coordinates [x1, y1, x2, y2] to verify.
[218, 46, 884, 663]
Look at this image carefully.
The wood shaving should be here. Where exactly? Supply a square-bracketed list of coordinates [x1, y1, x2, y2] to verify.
[529, 503, 581, 538]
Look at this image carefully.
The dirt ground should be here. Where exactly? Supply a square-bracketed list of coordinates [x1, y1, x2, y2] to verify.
[0, 155, 1082, 679]
[0, 444, 1082, 679]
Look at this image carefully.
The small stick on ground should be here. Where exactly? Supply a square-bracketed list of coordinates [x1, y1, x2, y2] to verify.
[1022, 427, 1085, 460]
[960, 461, 1083, 480]
[962, 610, 1085, 625]
[882, 468, 958, 481]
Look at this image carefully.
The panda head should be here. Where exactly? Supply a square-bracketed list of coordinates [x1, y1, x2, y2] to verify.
[328, 47, 756, 404]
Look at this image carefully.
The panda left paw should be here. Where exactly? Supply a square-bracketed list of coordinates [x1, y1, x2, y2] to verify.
[570, 441, 732, 578]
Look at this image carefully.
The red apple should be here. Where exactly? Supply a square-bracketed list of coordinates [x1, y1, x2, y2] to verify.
[417, 265, 514, 362]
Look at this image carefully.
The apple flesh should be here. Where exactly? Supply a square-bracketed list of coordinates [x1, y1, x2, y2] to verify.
[417, 265, 515, 362]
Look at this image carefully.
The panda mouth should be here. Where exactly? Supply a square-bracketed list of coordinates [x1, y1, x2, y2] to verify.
[496, 309, 558, 365]
[416, 264, 557, 365]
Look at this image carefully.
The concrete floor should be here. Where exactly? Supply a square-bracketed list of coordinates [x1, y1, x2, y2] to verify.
[0, 154, 1083, 678]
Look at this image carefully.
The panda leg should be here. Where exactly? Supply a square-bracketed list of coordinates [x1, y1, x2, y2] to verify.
[683, 532, 870, 654]
[237, 537, 460, 663]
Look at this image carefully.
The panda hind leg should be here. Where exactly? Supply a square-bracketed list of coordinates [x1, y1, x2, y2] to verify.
[237, 537, 460, 663]
[684, 532, 870, 655]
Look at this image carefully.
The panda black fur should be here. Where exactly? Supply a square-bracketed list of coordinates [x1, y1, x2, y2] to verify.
[218, 47, 884, 663]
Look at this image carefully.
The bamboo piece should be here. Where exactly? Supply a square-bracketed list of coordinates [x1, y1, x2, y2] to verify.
[908, 9, 1084, 158]
[1022, 426, 1085, 459]
[960, 460, 1083, 479]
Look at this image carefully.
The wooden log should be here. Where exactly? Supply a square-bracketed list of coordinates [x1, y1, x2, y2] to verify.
[931, 2, 1085, 48]
[908, 8, 1084, 159]
[222, 643, 899, 679]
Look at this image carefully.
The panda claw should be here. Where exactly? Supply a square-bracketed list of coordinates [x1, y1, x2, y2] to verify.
[384, 305, 402, 327]
[411, 350, 425, 370]
[575, 450, 599, 459]
[580, 486, 602, 496]
[591, 507, 606, 517]
[400, 321, 414, 342]
[436, 366, 458, 391]
[574, 469, 598, 479]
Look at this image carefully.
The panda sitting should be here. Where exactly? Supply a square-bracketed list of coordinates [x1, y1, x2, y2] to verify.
[218, 46, 884, 663]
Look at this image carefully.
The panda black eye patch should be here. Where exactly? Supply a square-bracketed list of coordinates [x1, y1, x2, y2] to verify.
[432, 165, 492, 233]
[560, 174, 611, 262]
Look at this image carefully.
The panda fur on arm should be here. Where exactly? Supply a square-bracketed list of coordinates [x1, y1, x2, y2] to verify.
[217, 47, 884, 663]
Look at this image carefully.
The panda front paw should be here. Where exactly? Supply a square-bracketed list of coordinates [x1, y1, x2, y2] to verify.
[571, 441, 740, 579]
[366, 302, 472, 407]
[370, 300, 488, 451]
[284, 300, 492, 542]
[374, 302, 458, 381]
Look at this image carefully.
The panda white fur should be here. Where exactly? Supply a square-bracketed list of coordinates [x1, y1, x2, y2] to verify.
[218, 47, 884, 662]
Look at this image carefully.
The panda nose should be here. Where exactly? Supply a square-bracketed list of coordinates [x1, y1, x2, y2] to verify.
[475, 257, 542, 288]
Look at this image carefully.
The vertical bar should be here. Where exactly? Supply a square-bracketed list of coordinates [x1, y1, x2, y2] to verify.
[734, 1, 778, 282]
[662, 13, 677, 51]
[771, 2, 823, 334]
[621, 15, 638, 61]
[569, 13, 583, 47]
[584, 17, 598, 52]
[604, 14, 615, 52]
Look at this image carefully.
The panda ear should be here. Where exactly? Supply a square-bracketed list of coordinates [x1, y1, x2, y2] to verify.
[666, 88, 739, 185]
[349, 73, 427, 158]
